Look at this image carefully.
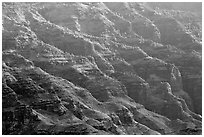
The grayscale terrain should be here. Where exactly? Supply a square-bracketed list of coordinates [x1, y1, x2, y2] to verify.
[2, 2, 202, 135]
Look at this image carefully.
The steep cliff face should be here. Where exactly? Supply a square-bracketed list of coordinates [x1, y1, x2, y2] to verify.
[2, 2, 202, 135]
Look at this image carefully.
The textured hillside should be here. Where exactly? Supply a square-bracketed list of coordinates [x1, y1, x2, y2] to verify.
[2, 2, 202, 135]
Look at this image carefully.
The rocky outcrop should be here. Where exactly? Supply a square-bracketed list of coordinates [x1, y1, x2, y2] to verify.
[2, 2, 202, 135]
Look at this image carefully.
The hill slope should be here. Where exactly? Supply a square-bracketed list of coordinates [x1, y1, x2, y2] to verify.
[2, 2, 202, 135]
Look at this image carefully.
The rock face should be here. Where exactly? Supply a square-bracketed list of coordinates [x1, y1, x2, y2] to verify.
[2, 2, 202, 135]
